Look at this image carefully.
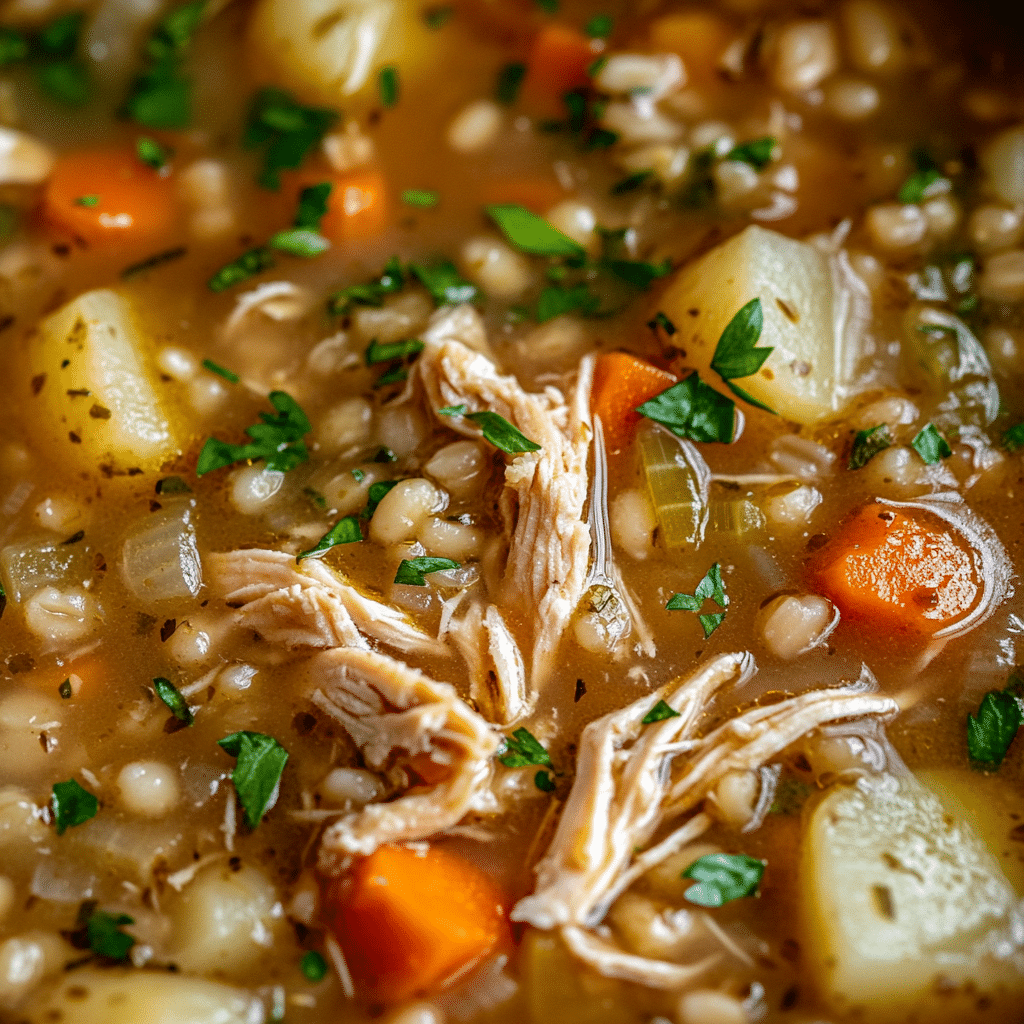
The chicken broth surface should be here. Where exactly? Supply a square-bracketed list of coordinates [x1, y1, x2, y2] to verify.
[0, 1, 1022, 1022]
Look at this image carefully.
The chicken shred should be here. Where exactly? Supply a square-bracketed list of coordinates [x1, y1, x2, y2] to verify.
[512, 652, 899, 987]
[310, 646, 500, 869]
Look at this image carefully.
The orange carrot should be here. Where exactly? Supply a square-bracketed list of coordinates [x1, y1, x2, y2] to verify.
[649, 11, 734, 85]
[524, 24, 600, 108]
[316, 169, 389, 243]
[48, 654, 105, 697]
[592, 352, 676, 454]
[42, 149, 179, 249]
[324, 843, 509, 1002]
[808, 503, 980, 636]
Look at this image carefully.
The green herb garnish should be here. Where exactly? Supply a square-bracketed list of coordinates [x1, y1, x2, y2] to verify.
[218, 731, 289, 829]
[301, 950, 328, 982]
[423, 6, 454, 29]
[666, 562, 729, 638]
[611, 169, 653, 195]
[154, 676, 193, 725]
[496, 62, 526, 105]
[208, 246, 274, 292]
[85, 908, 136, 960]
[647, 310, 676, 335]
[269, 228, 331, 258]
[682, 853, 765, 907]
[297, 517, 362, 560]
[534, 770, 556, 792]
[136, 136, 169, 170]
[394, 557, 460, 586]
[536, 282, 602, 322]
[897, 150, 949, 204]
[330, 256, 405, 314]
[378, 65, 399, 107]
[710, 298, 775, 413]
[642, 699, 681, 724]
[911, 423, 951, 464]
[156, 475, 192, 495]
[361, 479, 398, 519]
[726, 136, 777, 170]
[196, 390, 310, 475]
[0, 28, 28, 66]
[1001, 423, 1024, 452]
[637, 372, 736, 444]
[409, 260, 479, 306]
[35, 13, 90, 105]
[438, 404, 467, 416]
[58, 678, 72, 699]
[365, 338, 424, 365]
[486, 203, 585, 258]
[967, 674, 1023, 771]
[51, 778, 98, 835]
[465, 410, 540, 453]
[401, 189, 440, 207]
[585, 13, 613, 38]
[498, 727, 551, 768]
[75, 194, 99, 207]
[848, 423, 892, 469]
[202, 359, 239, 383]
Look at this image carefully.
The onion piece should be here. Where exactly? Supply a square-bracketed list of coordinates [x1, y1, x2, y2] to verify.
[120, 500, 203, 604]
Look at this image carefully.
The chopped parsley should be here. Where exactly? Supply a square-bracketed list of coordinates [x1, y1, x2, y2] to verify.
[202, 359, 239, 383]
[534, 0, 559, 12]
[293, 181, 333, 231]
[378, 65, 399, 107]
[452, 409, 541, 454]
[394, 556, 460, 586]
[1002, 422, 1024, 452]
[153, 676, 193, 725]
[361, 479, 398, 519]
[0, 28, 28, 66]
[423, 6, 454, 29]
[498, 727, 551, 768]
[365, 338, 424, 364]
[642, 699, 681, 724]
[35, 13, 90, 105]
[269, 228, 331, 258]
[585, 13, 614, 38]
[496, 62, 526, 105]
[710, 297, 775, 413]
[438, 404, 467, 416]
[196, 390, 311, 475]
[848, 423, 892, 469]
[770, 777, 812, 815]
[330, 256, 405, 314]
[911, 422, 951, 464]
[486, 203, 585, 258]
[666, 562, 729, 638]
[208, 246, 274, 292]
[125, 0, 206, 128]
[682, 853, 765, 907]
[611, 169, 654, 195]
[967, 673, 1023, 771]
[136, 136, 169, 170]
[897, 149, 950, 204]
[74, 194, 99, 207]
[51, 778, 98, 835]
[297, 517, 363, 560]
[301, 950, 328, 982]
[534, 770, 556, 792]
[401, 189, 440, 207]
[726, 136, 777, 170]
[603, 256, 672, 289]
[637, 372, 736, 444]
[83, 907, 136, 960]
[218, 731, 289, 829]
[536, 282, 602, 322]
[409, 260, 479, 306]
[243, 87, 338, 190]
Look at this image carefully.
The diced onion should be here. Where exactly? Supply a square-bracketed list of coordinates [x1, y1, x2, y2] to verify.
[120, 501, 203, 604]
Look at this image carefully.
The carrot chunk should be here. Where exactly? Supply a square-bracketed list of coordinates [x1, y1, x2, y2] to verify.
[324, 843, 508, 1003]
[317, 169, 389, 243]
[524, 25, 599, 106]
[592, 351, 676, 453]
[42, 149, 179, 249]
[808, 503, 980, 636]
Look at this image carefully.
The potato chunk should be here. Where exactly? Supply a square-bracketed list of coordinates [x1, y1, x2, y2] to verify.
[801, 774, 1024, 1022]
[658, 225, 843, 424]
[29, 289, 182, 472]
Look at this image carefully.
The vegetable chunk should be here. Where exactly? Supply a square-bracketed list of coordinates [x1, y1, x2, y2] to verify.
[591, 352, 675, 453]
[29, 289, 183, 472]
[324, 843, 508, 1002]
[658, 225, 843, 424]
[808, 502, 980, 636]
[802, 775, 1024, 1023]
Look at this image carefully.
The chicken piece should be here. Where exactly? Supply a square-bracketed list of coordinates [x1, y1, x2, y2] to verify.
[310, 647, 500, 868]
[209, 548, 448, 658]
[418, 307, 594, 687]
[512, 653, 899, 987]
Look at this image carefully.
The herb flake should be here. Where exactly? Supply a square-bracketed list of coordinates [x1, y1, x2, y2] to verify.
[301, 950, 328, 982]
[85, 909, 136, 960]
[642, 699, 681, 724]
[849, 423, 892, 469]
[486, 203, 585, 258]
[498, 727, 551, 768]
[52, 778, 98, 835]
[911, 422, 951, 464]
[218, 731, 289, 829]
[726, 136, 777, 170]
[394, 556, 460, 586]
[202, 359, 239, 383]
[154, 676, 193, 725]
[637, 372, 736, 444]
[496, 62, 526, 105]
[682, 853, 765, 907]
[378, 65, 399, 107]
[465, 410, 540, 453]
[967, 680, 1022, 770]
[297, 517, 362, 560]
[401, 189, 440, 207]
[666, 562, 729, 638]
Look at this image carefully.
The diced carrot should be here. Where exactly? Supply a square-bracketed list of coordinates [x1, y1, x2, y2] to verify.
[649, 11, 734, 85]
[808, 503, 980, 636]
[317, 169, 389, 243]
[48, 654, 105, 697]
[324, 843, 509, 1003]
[592, 351, 676, 454]
[42, 149, 179, 249]
[523, 24, 600, 108]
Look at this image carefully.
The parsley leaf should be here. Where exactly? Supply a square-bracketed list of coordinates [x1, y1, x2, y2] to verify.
[156, 475, 191, 495]
[378, 65, 399, 107]
[967, 679, 1022, 770]
[196, 390, 311, 475]
[365, 338, 424, 364]
[85, 908, 136, 960]
[911, 422, 951, 464]
[464, 410, 541, 453]
[297, 516, 362, 560]
[848, 423, 892, 469]
[603, 257, 672, 289]
[534, 769, 556, 792]
[394, 557, 460, 586]
[361, 479, 398, 519]
[409, 260, 479, 306]
[496, 62, 526, 105]
[637, 372, 736, 444]
[1002, 423, 1024, 452]
[642, 699, 681, 724]
[294, 182, 332, 230]
[154, 676, 193, 725]
[218, 731, 289, 829]
[402, 189, 440, 207]
[0, 28, 28, 66]
[897, 150, 949, 204]
[330, 256, 405, 314]
[51, 778, 98, 834]
[486, 203, 585, 258]
[536, 282, 602, 322]
[611, 169, 653, 195]
[269, 228, 331, 258]
[75, 194, 99, 207]
[207, 246, 274, 292]
[586, 13, 613, 38]
[498, 727, 551, 768]
[438, 403, 467, 416]
[301, 950, 328, 982]
[666, 562, 729, 638]
[243, 87, 338, 190]
[202, 359, 239, 383]
[136, 136, 169, 170]
[726, 136, 777, 170]
[709, 297, 775, 412]
[682, 853, 765, 907]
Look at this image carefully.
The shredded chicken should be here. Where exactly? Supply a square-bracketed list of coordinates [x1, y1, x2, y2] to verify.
[512, 652, 899, 988]
[209, 548, 448, 658]
[310, 647, 500, 869]
[446, 601, 531, 724]
[418, 307, 593, 688]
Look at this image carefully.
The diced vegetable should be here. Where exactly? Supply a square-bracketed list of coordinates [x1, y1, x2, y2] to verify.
[324, 842, 508, 1002]
[523, 25, 598, 106]
[29, 289, 184, 472]
[247, 0, 440, 108]
[315, 169, 389, 241]
[591, 352, 676, 452]
[0, 536, 92, 604]
[658, 225, 845, 424]
[637, 422, 710, 548]
[808, 503, 980, 636]
[120, 502, 202, 604]
[42, 149, 180, 249]
[648, 11, 733, 85]
[801, 774, 1024, 1022]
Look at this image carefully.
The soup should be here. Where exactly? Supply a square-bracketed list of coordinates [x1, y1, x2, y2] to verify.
[0, 1, 1021, 1022]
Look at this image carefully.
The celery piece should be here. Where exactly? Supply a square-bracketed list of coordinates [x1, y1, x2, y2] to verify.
[637, 424, 710, 549]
